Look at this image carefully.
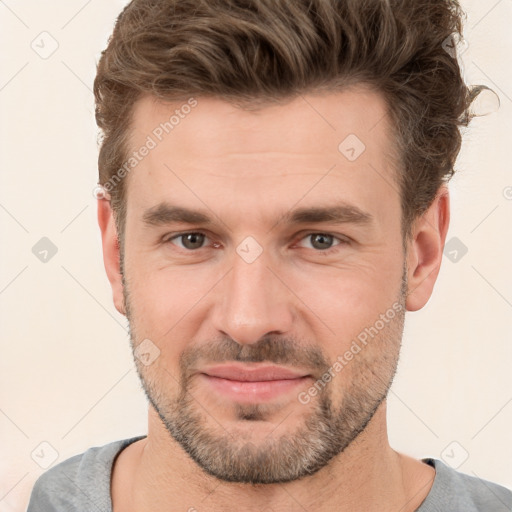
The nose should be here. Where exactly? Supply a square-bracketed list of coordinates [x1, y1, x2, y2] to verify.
[211, 249, 295, 346]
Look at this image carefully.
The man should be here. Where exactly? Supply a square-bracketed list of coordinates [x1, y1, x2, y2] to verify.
[27, 0, 511, 511]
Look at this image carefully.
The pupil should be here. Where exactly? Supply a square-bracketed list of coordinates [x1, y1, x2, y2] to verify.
[312, 234, 332, 250]
[183, 233, 204, 249]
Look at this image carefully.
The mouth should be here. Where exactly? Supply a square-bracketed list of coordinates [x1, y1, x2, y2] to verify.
[199, 364, 313, 403]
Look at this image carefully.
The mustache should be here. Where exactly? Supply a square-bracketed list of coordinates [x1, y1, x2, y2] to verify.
[180, 335, 330, 378]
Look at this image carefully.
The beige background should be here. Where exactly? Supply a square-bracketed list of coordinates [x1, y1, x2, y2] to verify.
[1, 0, 511, 510]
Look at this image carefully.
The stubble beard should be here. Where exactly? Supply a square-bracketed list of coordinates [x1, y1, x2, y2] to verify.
[122, 268, 407, 484]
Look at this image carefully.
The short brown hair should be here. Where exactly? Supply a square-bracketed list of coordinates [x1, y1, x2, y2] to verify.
[94, 0, 488, 242]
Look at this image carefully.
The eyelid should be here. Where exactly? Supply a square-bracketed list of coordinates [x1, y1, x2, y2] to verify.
[163, 230, 350, 254]
[293, 232, 351, 252]
[164, 231, 215, 249]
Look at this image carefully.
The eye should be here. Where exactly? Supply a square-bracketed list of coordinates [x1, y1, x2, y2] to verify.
[166, 232, 210, 250]
[296, 233, 348, 252]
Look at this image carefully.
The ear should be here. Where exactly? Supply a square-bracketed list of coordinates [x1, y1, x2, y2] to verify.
[405, 185, 450, 311]
[97, 199, 126, 316]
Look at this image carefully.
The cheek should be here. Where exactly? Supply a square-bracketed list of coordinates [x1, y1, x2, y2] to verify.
[125, 261, 215, 343]
[287, 261, 401, 342]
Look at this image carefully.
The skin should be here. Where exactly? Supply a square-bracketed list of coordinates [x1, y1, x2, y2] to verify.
[98, 86, 449, 511]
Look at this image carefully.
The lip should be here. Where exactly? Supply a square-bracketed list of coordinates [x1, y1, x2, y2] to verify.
[199, 364, 312, 403]
[200, 364, 310, 381]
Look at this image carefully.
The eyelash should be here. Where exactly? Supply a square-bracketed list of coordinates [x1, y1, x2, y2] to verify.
[163, 231, 350, 254]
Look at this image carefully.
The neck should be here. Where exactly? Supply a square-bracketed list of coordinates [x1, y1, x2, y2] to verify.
[112, 400, 435, 512]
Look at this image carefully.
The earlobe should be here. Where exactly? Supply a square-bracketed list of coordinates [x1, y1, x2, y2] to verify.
[97, 199, 126, 316]
[405, 186, 450, 312]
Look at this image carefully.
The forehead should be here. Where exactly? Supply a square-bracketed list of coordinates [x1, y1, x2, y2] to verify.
[123, 87, 400, 230]
[129, 87, 394, 162]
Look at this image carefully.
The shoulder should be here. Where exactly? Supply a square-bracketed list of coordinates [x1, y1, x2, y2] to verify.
[419, 458, 512, 512]
[27, 436, 146, 512]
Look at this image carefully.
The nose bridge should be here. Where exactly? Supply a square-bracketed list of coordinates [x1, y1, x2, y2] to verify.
[213, 246, 294, 345]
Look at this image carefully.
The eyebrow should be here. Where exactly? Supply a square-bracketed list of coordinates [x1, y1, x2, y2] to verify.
[142, 202, 373, 228]
[281, 204, 372, 226]
[143, 204, 213, 227]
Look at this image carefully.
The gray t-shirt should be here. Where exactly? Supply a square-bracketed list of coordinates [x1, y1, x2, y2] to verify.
[27, 435, 512, 511]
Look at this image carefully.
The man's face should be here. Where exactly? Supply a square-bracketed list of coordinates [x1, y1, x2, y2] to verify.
[120, 88, 407, 484]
